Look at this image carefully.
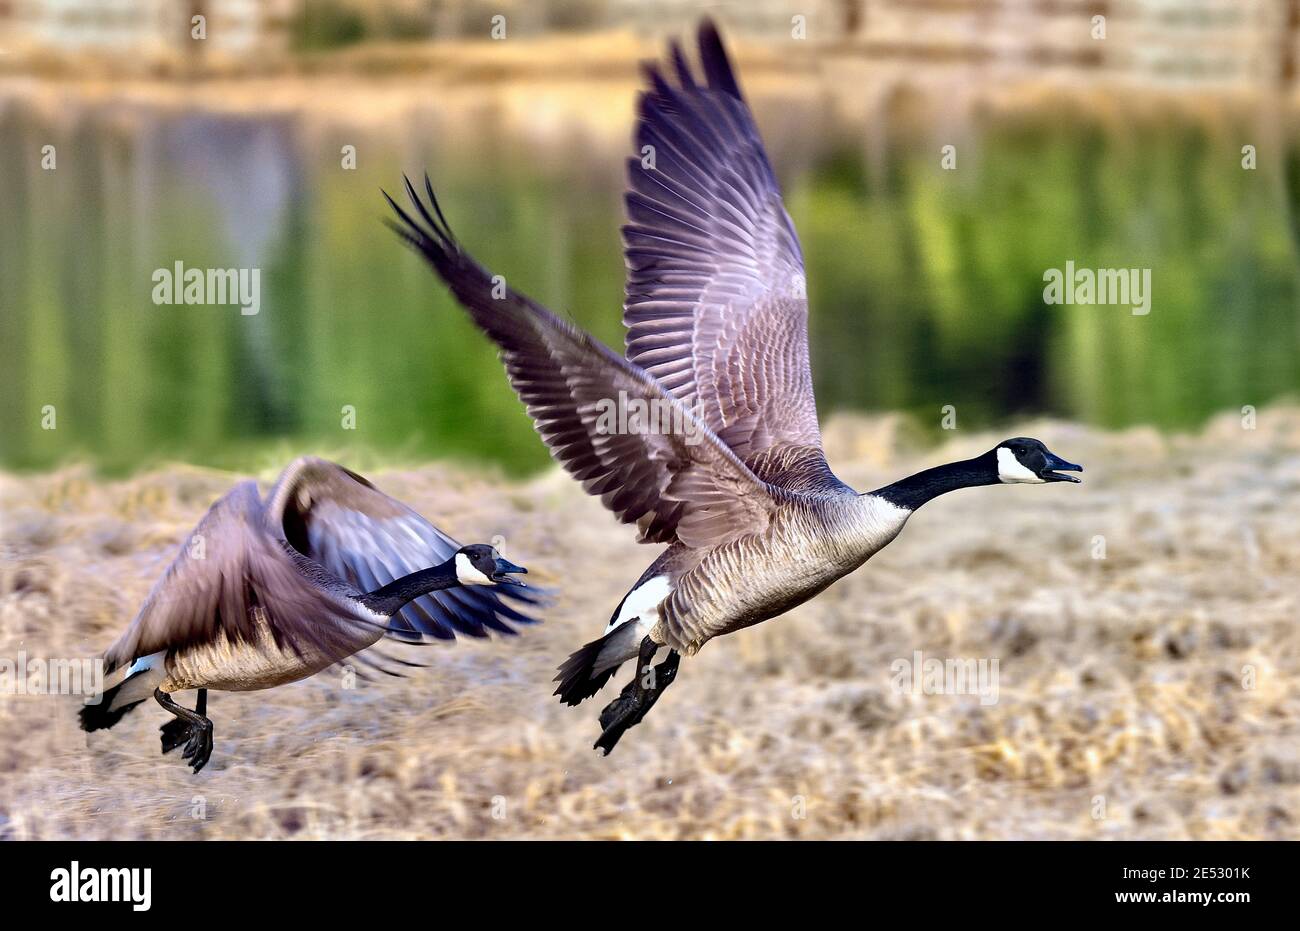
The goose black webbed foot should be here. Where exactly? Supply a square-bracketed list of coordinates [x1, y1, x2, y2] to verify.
[155, 688, 214, 773]
[179, 722, 214, 773]
[159, 717, 192, 754]
[594, 682, 643, 755]
[593, 640, 680, 756]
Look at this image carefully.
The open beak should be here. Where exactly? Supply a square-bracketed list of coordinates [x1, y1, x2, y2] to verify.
[1039, 452, 1083, 483]
[491, 557, 529, 585]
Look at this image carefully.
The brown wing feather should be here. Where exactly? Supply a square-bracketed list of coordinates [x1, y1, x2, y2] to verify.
[623, 20, 830, 485]
[384, 179, 780, 549]
[265, 457, 539, 640]
[102, 482, 369, 673]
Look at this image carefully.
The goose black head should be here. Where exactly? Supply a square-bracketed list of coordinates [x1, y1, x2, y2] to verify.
[454, 544, 529, 586]
[994, 437, 1083, 484]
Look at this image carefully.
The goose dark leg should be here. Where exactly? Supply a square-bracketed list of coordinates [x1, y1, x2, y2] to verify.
[594, 638, 680, 755]
[155, 688, 214, 773]
[622, 649, 680, 731]
[160, 688, 209, 755]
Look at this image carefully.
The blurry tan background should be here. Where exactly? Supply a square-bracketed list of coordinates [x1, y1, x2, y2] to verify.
[3, 411, 1299, 839]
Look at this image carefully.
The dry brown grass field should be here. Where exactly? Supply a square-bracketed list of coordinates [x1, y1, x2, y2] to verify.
[2, 409, 1298, 840]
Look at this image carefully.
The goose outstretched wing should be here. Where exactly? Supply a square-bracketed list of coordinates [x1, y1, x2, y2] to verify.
[622, 19, 829, 487]
[265, 457, 541, 641]
[385, 180, 781, 548]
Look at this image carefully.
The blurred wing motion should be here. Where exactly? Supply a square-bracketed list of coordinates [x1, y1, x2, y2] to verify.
[385, 180, 780, 548]
[265, 457, 541, 641]
[103, 480, 366, 673]
[103, 458, 539, 673]
[623, 20, 837, 490]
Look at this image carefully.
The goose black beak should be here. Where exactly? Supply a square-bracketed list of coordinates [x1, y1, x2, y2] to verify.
[1039, 453, 1083, 483]
[491, 557, 529, 585]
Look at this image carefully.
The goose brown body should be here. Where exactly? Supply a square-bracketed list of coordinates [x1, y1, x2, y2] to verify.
[651, 491, 911, 654]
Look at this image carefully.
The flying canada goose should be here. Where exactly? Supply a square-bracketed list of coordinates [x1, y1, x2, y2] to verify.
[79, 457, 535, 772]
[384, 19, 1082, 754]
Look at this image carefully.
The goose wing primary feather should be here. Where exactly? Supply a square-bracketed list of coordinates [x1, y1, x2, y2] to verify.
[385, 181, 781, 548]
[623, 19, 828, 487]
[102, 481, 372, 674]
[265, 457, 540, 641]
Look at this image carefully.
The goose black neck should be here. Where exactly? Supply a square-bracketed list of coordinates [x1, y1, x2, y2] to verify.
[870, 452, 998, 511]
[359, 559, 458, 616]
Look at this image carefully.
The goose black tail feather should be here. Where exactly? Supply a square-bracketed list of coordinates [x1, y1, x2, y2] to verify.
[554, 636, 622, 707]
[77, 674, 147, 732]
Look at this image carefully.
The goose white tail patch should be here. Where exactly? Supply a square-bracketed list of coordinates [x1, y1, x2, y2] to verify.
[455, 552, 493, 586]
[126, 651, 165, 676]
[997, 447, 1045, 484]
[112, 651, 167, 711]
[605, 575, 672, 635]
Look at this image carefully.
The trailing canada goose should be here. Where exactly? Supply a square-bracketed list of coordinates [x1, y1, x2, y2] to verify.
[79, 456, 535, 772]
[384, 19, 1082, 754]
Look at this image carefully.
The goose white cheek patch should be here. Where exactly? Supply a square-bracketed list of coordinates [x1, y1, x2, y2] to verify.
[455, 553, 494, 585]
[997, 447, 1045, 484]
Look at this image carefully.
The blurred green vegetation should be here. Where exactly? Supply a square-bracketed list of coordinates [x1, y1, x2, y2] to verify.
[0, 102, 1296, 476]
[290, 0, 439, 51]
[291, 1, 369, 52]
